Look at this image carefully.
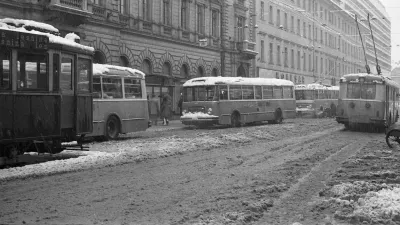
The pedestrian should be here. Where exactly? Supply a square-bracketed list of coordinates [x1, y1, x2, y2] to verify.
[149, 94, 160, 125]
[160, 93, 172, 125]
[178, 94, 183, 116]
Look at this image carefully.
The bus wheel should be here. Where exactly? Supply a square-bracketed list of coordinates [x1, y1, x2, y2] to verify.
[386, 130, 400, 148]
[273, 109, 283, 124]
[231, 112, 241, 128]
[105, 116, 120, 140]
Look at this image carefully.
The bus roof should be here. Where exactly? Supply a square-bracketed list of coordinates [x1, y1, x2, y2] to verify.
[0, 18, 94, 53]
[340, 73, 400, 89]
[93, 64, 145, 79]
[295, 83, 339, 91]
[183, 77, 294, 87]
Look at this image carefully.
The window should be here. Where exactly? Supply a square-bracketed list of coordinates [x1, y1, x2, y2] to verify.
[242, 86, 254, 99]
[320, 57, 323, 73]
[283, 87, 293, 98]
[77, 58, 91, 93]
[277, 45, 281, 65]
[360, 84, 376, 99]
[229, 85, 242, 100]
[181, 0, 189, 29]
[163, 0, 171, 25]
[284, 47, 288, 67]
[291, 16, 294, 32]
[17, 53, 48, 90]
[219, 85, 228, 100]
[297, 19, 300, 35]
[276, 9, 280, 27]
[53, 54, 59, 91]
[118, 0, 127, 14]
[309, 54, 312, 72]
[60, 57, 72, 91]
[125, 78, 142, 99]
[255, 86, 262, 99]
[260, 1, 265, 20]
[308, 24, 311, 40]
[291, 49, 294, 68]
[93, 77, 101, 98]
[284, 13, 288, 30]
[269, 5, 273, 24]
[273, 86, 283, 99]
[263, 86, 273, 99]
[303, 53, 306, 71]
[303, 21, 306, 37]
[143, 0, 152, 21]
[212, 9, 219, 37]
[197, 4, 205, 34]
[102, 77, 122, 99]
[0, 51, 10, 90]
[346, 83, 361, 99]
[261, 40, 265, 62]
[236, 16, 245, 41]
[269, 43, 274, 64]
[297, 51, 301, 70]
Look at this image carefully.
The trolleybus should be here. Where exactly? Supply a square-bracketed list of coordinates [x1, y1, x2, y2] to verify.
[295, 83, 339, 117]
[180, 77, 296, 127]
[91, 64, 149, 140]
[336, 73, 400, 131]
[0, 18, 94, 165]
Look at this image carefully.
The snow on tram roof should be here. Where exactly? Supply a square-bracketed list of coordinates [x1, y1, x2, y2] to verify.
[183, 76, 294, 87]
[0, 18, 94, 52]
[341, 73, 400, 89]
[295, 83, 339, 90]
[93, 64, 145, 79]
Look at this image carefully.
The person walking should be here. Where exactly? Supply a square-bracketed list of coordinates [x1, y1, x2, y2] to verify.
[178, 94, 183, 116]
[149, 94, 160, 125]
[160, 93, 172, 125]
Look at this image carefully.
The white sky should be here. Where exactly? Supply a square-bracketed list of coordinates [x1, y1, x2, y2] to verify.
[380, 0, 400, 68]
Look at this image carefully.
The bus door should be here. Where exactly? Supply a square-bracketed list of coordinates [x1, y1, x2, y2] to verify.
[75, 58, 93, 134]
[59, 54, 75, 130]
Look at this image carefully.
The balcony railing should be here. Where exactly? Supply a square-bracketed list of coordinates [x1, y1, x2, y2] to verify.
[92, 5, 106, 17]
[60, 0, 85, 9]
[142, 21, 152, 32]
[236, 40, 258, 59]
[119, 14, 129, 26]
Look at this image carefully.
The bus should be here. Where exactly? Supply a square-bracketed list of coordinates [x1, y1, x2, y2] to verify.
[180, 77, 296, 127]
[91, 64, 149, 140]
[295, 83, 339, 117]
[0, 18, 94, 165]
[336, 73, 400, 131]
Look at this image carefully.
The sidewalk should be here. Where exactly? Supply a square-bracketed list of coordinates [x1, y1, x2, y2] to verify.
[147, 119, 185, 132]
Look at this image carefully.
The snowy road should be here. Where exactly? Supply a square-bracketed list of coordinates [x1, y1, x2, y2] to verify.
[0, 118, 399, 225]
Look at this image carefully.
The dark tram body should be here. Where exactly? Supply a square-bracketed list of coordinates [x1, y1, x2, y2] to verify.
[0, 19, 94, 165]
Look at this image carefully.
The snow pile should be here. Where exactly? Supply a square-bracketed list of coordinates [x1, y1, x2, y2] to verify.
[65, 32, 80, 42]
[181, 112, 217, 119]
[93, 63, 145, 78]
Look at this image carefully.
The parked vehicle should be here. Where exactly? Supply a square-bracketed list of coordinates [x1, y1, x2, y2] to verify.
[295, 83, 339, 118]
[0, 18, 94, 166]
[336, 73, 400, 131]
[90, 64, 149, 140]
[180, 77, 296, 127]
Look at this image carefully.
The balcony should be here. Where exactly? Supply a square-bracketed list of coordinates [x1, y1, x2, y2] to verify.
[119, 14, 129, 26]
[236, 40, 258, 60]
[44, 0, 92, 26]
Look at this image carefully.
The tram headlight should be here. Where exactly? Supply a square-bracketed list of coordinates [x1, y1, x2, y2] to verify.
[207, 108, 213, 115]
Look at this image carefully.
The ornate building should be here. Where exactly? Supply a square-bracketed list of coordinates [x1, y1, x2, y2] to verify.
[0, 0, 257, 113]
[253, 0, 391, 85]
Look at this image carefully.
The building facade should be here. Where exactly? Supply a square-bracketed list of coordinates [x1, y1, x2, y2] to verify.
[254, 0, 391, 85]
[0, 0, 257, 114]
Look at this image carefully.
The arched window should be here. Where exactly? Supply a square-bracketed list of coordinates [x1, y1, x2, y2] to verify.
[180, 64, 189, 78]
[237, 65, 246, 77]
[211, 68, 218, 77]
[197, 66, 204, 77]
[120, 56, 129, 67]
[162, 62, 172, 76]
[141, 59, 152, 74]
[94, 51, 106, 64]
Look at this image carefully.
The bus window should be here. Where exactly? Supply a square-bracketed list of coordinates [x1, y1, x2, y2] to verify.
[219, 85, 228, 100]
[283, 86, 293, 98]
[263, 86, 273, 99]
[124, 78, 142, 99]
[53, 54, 59, 91]
[0, 51, 10, 90]
[183, 87, 193, 102]
[18, 53, 48, 90]
[93, 77, 101, 98]
[77, 58, 91, 93]
[102, 77, 122, 99]
[61, 58, 73, 91]
[273, 86, 283, 99]
[255, 86, 262, 99]
[347, 83, 361, 99]
[229, 85, 242, 100]
[361, 83, 376, 99]
[242, 86, 255, 99]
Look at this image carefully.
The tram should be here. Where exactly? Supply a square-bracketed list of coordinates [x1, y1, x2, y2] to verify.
[0, 18, 94, 165]
[336, 73, 400, 131]
[295, 83, 339, 117]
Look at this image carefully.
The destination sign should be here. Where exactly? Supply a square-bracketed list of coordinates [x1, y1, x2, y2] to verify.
[0, 29, 49, 50]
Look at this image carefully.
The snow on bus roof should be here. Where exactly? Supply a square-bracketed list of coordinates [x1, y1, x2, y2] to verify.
[341, 73, 400, 89]
[93, 63, 145, 78]
[295, 83, 339, 90]
[0, 18, 94, 52]
[0, 18, 59, 33]
[183, 77, 294, 87]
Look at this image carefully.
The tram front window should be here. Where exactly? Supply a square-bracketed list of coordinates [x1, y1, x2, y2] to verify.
[17, 53, 48, 90]
[0, 51, 10, 90]
[295, 90, 315, 100]
[347, 83, 376, 99]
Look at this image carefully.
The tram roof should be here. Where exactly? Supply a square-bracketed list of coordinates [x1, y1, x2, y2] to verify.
[183, 77, 294, 87]
[340, 73, 400, 89]
[93, 64, 145, 79]
[0, 18, 94, 53]
[295, 83, 339, 91]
